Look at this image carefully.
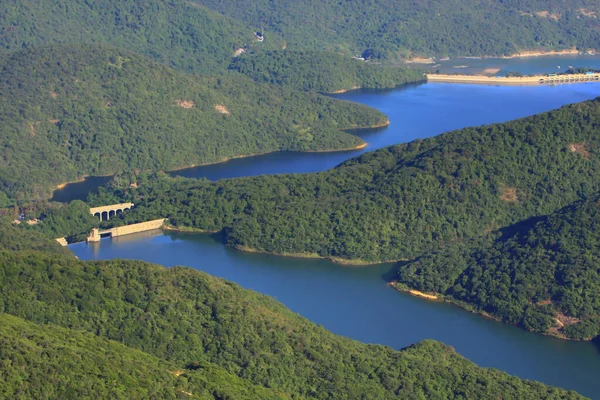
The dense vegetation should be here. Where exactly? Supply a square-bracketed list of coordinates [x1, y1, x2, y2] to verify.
[0, 0, 284, 74]
[192, 0, 600, 59]
[0, 314, 292, 400]
[91, 98, 600, 263]
[0, 228, 584, 398]
[0, 218, 70, 255]
[394, 195, 600, 341]
[230, 50, 424, 92]
[0, 44, 388, 201]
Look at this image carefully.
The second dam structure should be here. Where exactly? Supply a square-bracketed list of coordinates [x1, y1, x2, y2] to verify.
[87, 219, 167, 243]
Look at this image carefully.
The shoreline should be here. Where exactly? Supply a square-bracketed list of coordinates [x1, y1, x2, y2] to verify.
[51, 118, 387, 195]
[349, 119, 390, 130]
[304, 142, 368, 153]
[406, 48, 597, 64]
[157, 121, 392, 173]
[54, 173, 114, 190]
[498, 48, 581, 59]
[329, 86, 362, 94]
[166, 142, 370, 172]
[234, 244, 401, 266]
[162, 225, 219, 234]
[389, 282, 585, 341]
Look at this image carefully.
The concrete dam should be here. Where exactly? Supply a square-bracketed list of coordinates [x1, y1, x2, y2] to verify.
[87, 218, 167, 243]
[426, 72, 600, 85]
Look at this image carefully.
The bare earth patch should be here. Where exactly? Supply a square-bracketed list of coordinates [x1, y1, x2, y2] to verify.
[535, 10, 560, 20]
[175, 100, 195, 109]
[569, 143, 590, 158]
[579, 8, 597, 18]
[500, 187, 518, 202]
[233, 48, 246, 57]
[50, 91, 58, 99]
[483, 68, 500, 75]
[214, 104, 230, 115]
[556, 313, 580, 327]
[408, 290, 438, 300]
[28, 121, 39, 136]
[406, 57, 435, 64]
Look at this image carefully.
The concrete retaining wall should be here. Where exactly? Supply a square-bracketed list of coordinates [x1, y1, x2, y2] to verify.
[110, 219, 167, 237]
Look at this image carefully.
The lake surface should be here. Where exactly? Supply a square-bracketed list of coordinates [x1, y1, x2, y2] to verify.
[171, 82, 599, 181]
[66, 71, 600, 397]
[71, 231, 600, 398]
[53, 80, 600, 200]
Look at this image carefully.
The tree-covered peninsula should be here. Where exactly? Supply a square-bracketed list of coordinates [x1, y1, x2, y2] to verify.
[192, 0, 600, 59]
[97, 98, 600, 264]
[0, 44, 387, 201]
[0, 225, 585, 398]
[230, 50, 424, 93]
[394, 194, 600, 341]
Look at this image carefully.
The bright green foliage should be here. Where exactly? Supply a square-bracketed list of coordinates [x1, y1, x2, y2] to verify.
[230, 50, 424, 92]
[0, 243, 584, 399]
[102, 98, 600, 262]
[395, 195, 600, 340]
[0, 0, 282, 74]
[0, 314, 294, 400]
[0, 44, 386, 200]
[191, 0, 600, 58]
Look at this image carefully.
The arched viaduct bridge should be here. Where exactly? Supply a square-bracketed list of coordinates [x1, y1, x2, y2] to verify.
[90, 202, 134, 221]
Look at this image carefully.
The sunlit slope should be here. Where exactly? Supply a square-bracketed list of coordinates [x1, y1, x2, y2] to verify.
[194, 0, 600, 58]
[0, 44, 385, 200]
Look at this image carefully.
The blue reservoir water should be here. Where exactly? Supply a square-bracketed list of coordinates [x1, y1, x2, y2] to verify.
[172, 82, 599, 180]
[71, 232, 600, 398]
[67, 78, 600, 397]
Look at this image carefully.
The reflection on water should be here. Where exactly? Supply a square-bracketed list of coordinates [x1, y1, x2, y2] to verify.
[51, 175, 113, 203]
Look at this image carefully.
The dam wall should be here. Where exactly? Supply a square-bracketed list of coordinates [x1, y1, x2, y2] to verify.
[426, 73, 600, 85]
[111, 219, 167, 237]
[87, 218, 167, 243]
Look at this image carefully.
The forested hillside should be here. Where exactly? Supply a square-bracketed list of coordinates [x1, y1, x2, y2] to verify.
[193, 0, 600, 59]
[95, 98, 600, 263]
[0, 44, 387, 201]
[0, 0, 283, 74]
[230, 50, 424, 92]
[0, 228, 584, 398]
[394, 195, 600, 341]
[0, 314, 293, 400]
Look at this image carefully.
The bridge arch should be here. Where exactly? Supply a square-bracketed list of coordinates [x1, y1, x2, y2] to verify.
[90, 202, 134, 221]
